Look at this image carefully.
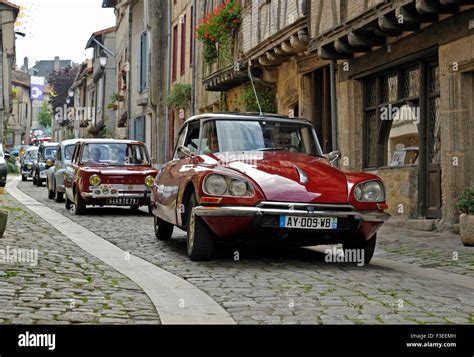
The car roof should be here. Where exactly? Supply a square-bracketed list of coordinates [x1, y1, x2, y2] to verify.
[183, 112, 312, 126]
[75, 138, 145, 145]
[26, 146, 39, 151]
[59, 139, 82, 147]
[40, 143, 59, 147]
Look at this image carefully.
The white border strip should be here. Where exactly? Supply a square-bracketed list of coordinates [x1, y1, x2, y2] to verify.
[6, 177, 235, 325]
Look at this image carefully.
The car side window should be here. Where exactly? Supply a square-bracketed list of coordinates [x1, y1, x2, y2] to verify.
[172, 128, 188, 160]
[183, 122, 201, 154]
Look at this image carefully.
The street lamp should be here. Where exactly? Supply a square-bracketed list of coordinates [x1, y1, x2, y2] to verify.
[99, 49, 108, 68]
[68, 89, 74, 98]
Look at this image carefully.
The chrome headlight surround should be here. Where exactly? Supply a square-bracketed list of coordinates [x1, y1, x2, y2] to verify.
[203, 174, 254, 197]
[145, 175, 155, 187]
[354, 180, 385, 203]
[89, 174, 101, 187]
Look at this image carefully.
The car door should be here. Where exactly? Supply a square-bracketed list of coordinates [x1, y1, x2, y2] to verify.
[64, 143, 81, 201]
[156, 121, 201, 225]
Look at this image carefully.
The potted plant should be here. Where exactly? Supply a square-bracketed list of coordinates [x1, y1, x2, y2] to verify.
[107, 92, 120, 111]
[457, 187, 474, 246]
[0, 210, 7, 238]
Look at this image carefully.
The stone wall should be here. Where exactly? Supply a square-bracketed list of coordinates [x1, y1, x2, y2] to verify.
[438, 34, 474, 223]
[368, 166, 419, 219]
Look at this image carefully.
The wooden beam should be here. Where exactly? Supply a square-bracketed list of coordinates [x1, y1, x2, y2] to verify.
[378, 13, 420, 33]
[440, 0, 474, 5]
[317, 45, 353, 60]
[396, 3, 438, 24]
[415, 0, 458, 14]
[334, 37, 371, 54]
[348, 31, 386, 48]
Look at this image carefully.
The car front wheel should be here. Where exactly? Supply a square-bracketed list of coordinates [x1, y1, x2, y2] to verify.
[74, 191, 86, 215]
[342, 234, 377, 265]
[21, 175, 26, 182]
[54, 182, 64, 203]
[186, 193, 214, 261]
[154, 215, 173, 241]
[36, 173, 42, 187]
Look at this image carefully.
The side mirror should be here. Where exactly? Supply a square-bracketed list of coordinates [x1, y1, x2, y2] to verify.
[4, 153, 10, 160]
[176, 145, 194, 159]
[328, 151, 340, 165]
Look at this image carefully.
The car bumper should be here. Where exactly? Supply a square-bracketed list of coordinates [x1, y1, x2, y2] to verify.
[81, 191, 151, 206]
[193, 204, 390, 242]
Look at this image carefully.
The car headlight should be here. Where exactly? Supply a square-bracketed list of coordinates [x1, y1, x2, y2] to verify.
[89, 174, 101, 186]
[27, 163, 33, 169]
[354, 180, 385, 202]
[46, 159, 53, 167]
[229, 179, 248, 196]
[203, 174, 254, 197]
[145, 175, 155, 187]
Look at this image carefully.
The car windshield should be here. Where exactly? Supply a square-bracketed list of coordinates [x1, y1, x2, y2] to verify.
[25, 150, 38, 159]
[64, 145, 75, 162]
[200, 119, 322, 156]
[44, 147, 56, 159]
[81, 143, 150, 166]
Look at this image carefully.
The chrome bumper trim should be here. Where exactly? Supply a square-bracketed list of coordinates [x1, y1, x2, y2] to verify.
[81, 192, 150, 199]
[193, 206, 390, 223]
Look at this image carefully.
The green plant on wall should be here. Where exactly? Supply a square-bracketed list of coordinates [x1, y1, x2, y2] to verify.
[239, 83, 277, 113]
[166, 83, 192, 110]
[457, 188, 474, 215]
[195, 0, 241, 65]
[38, 101, 52, 128]
[107, 92, 120, 110]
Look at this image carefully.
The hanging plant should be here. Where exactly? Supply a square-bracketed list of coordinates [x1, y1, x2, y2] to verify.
[239, 83, 277, 113]
[195, 0, 241, 65]
[166, 83, 192, 110]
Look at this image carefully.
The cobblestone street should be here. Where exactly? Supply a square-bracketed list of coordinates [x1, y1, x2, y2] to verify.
[0, 177, 470, 325]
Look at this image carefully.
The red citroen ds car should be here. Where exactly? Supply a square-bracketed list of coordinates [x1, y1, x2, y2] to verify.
[64, 139, 158, 215]
[151, 114, 390, 262]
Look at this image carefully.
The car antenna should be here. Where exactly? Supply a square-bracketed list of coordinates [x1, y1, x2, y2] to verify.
[247, 59, 263, 116]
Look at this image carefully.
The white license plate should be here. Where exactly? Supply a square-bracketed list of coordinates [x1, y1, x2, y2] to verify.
[106, 198, 139, 205]
[279, 216, 338, 230]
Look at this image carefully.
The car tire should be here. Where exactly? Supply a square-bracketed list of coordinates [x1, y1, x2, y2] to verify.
[342, 234, 377, 265]
[186, 193, 214, 261]
[65, 195, 73, 210]
[36, 173, 42, 187]
[154, 215, 173, 241]
[55, 190, 64, 203]
[74, 191, 86, 215]
[32, 173, 37, 185]
[47, 179, 54, 199]
[148, 204, 153, 216]
[21, 175, 26, 182]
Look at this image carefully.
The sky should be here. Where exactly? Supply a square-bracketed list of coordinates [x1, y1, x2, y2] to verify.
[13, 0, 116, 69]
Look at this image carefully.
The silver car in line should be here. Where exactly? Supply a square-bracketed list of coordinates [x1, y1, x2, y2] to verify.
[46, 139, 80, 202]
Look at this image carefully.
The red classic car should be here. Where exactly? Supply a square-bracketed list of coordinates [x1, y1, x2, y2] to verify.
[151, 113, 390, 262]
[64, 139, 158, 215]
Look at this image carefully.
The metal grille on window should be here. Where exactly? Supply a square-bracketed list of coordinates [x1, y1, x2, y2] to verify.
[382, 73, 398, 103]
[366, 78, 377, 107]
[429, 96, 441, 163]
[430, 66, 440, 93]
[403, 66, 420, 98]
[366, 111, 379, 167]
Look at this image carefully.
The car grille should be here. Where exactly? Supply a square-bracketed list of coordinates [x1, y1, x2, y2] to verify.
[258, 201, 354, 212]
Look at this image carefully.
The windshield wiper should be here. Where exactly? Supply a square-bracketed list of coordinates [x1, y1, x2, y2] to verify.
[257, 147, 285, 151]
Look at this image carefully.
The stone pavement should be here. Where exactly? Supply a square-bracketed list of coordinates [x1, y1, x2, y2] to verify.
[0, 186, 160, 325]
[15, 180, 474, 325]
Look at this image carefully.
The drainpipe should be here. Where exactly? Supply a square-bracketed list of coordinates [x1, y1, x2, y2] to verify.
[191, 0, 196, 116]
[330, 59, 338, 155]
[164, 0, 172, 162]
[127, 4, 133, 140]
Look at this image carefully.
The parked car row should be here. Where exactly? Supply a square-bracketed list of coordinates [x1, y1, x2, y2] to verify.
[24, 113, 390, 264]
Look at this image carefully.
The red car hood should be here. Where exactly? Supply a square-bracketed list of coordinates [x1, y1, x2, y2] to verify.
[83, 166, 157, 176]
[211, 152, 349, 203]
